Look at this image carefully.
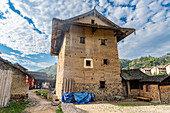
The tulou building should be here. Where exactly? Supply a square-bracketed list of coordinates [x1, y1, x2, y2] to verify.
[51, 8, 135, 100]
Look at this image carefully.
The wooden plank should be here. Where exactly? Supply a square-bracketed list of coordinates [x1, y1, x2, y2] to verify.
[0, 70, 5, 107]
[0, 70, 13, 107]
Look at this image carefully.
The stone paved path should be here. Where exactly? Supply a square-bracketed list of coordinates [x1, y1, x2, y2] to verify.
[23, 90, 58, 113]
[75, 101, 170, 113]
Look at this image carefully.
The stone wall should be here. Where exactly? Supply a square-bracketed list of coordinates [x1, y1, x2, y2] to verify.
[160, 85, 170, 103]
[74, 83, 122, 101]
[140, 85, 160, 102]
[129, 89, 140, 97]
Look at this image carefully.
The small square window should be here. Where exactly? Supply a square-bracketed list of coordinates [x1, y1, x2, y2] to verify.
[101, 39, 106, 45]
[104, 59, 108, 65]
[86, 60, 91, 66]
[84, 58, 93, 68]
[80, 37, 85, 44]
[91, 19, 95, 24]
[100, 81, 105, 88]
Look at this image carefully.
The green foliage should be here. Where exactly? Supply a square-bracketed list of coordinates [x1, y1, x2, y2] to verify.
[36, 90, 48, 95]
[120, 56, 170, 69]
[0, 102, 28, 113]
[38, 63, 57, 78]
[56, 105, 63, 113]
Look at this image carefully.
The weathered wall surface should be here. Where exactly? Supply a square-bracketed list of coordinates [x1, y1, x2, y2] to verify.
[10, 69, 29, 99]
[57, 24, 122, 100]
[55, 35, 67, 99]
[140, 85, 160, 102]
[0, 60, 29, 99]
[129, 89, 140, 97]
[75, 16, 110, 26]
[160, 85, 170, 103]
[166, 65, 170, 75]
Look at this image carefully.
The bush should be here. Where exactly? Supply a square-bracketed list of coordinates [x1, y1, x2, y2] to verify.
[36, 90, 48, 95]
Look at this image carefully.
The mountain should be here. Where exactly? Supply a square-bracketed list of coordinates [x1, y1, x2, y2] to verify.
[120, 56, 170, 70]
[38, 63, 57, 77]
[39, 56, 170, 76]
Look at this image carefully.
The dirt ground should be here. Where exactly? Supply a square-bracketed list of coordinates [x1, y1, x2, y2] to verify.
[23, 90, 170, 113]
[23, 89, 58, 113]
[75, 100, 170, 113]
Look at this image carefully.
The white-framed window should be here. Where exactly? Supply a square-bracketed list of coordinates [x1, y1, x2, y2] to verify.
[84, 58, 93, 68]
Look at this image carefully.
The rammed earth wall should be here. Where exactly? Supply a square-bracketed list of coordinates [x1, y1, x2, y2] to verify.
[55, 23, 122, 100]
[0, 60, 29, 100]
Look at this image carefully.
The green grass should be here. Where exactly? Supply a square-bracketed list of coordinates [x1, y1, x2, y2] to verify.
[0, 102, 29, 113]
[36, 90, 48, 95]
[56, 105, 63, 113]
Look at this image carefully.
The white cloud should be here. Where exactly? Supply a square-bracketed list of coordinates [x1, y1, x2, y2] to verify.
[0, 0, 169, 64]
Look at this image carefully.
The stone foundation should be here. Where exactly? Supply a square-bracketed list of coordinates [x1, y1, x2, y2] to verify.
[10, 94, 28, 102]
[160, 85, 170, 103]
[73, 83, 122, 101]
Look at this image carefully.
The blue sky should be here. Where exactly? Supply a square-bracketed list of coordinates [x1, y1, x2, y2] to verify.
[0, 0, 169, 71]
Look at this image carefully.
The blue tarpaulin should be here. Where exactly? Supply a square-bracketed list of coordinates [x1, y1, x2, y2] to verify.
[61, 92, 94, 104]
[61, 92, 73, 103]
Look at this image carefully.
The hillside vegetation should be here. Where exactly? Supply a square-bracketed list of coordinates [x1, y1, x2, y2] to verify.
[38, 63, 57, 77]
[120, 56, 170, 70]
[39, 56, 170, 76]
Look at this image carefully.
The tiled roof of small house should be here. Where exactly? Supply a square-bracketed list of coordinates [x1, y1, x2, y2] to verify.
[28, 71, 55, 81]
[13, 63, 28, 71]
[140, 75, 169, 83]
[121, 69, 148, 80]
[0, 57, 33, 78]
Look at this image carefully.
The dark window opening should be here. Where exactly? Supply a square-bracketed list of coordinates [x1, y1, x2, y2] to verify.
[80, 37, 85, 44]
[100, 81, 105, 88]
[86, 60, 91, 66]
[146, 85, 150, 92]
[130, 80, 139, 89]
[104, 59, 108, 65]
[91, 19, 95, 24]
[101, 39, 106, 45]
[140, 84, 143, 90]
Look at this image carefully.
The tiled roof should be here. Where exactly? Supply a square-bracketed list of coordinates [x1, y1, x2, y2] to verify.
[0, 57, 33, 78]
[28, 71, 55, 81]
[140, 75, 169, 83]
[121, 69, 148, 80]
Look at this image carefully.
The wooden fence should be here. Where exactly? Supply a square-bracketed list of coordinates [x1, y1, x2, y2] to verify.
[0, 70, 13, 107]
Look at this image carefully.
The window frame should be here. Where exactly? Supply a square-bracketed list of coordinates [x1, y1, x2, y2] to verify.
[80, 37, 85, 44]
[84, 58, 93, 68]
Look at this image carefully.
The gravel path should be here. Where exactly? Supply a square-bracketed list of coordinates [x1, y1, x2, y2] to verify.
[75, 101, 170, 113]
[23, 90, 58, 113]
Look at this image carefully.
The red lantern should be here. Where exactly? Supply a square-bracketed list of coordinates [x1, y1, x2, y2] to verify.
[25, 75, 29, 84]
[30, 78, 34, 86]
